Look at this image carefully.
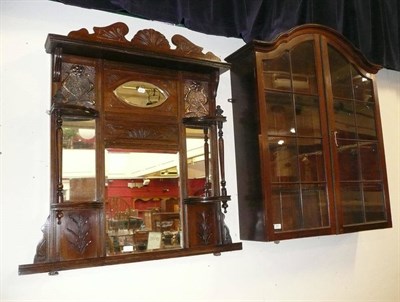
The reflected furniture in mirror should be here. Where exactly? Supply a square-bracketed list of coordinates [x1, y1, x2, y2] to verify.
[226, 24, 392, 242]
[19, 22, 241, 275]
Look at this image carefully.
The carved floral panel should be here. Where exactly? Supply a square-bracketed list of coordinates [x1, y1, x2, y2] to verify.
[184, 80, 210, 117]
[59, 63, 96, 108]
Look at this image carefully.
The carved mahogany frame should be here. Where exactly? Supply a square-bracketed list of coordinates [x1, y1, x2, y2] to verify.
[18, 23, 242, 275]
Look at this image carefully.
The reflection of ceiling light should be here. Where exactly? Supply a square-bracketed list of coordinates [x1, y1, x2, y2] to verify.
[78, 128, 95, 139]
[278, 139, 285, 145]
[290, 128, 296, 133]
[137, 87, 146, 93]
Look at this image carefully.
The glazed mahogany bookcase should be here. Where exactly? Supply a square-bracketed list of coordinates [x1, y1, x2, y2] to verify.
[226, 25, 392, 242]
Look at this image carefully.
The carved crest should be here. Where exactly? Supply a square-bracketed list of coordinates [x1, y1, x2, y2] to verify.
[132, 29, 170, 50]
[67, 22, 221, 62]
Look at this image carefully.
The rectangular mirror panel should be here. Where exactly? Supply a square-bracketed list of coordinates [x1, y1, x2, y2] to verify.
[62, 120, 96, 202]
[105, 149, 182, 255]
[185, 128, 212, 197]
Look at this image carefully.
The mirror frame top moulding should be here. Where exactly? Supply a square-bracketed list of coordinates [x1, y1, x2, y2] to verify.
[46, 22, 230, 80]
[18, 22, 242, 275]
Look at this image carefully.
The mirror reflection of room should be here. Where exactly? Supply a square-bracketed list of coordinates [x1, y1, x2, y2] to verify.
[186, 127, 213, 197]
[62, 119, 96, 202]
[61, 127, 211, 255]
[104, 150, 182, 254]
[56, 72, 233, 260]
[113, 81, 169, 108]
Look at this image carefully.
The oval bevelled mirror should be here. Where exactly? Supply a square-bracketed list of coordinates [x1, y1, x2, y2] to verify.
[113, 81, 169, 108]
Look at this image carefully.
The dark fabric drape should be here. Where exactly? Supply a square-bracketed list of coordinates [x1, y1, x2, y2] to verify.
[242, 0, 400, 71]
[51, 0, 400, 71]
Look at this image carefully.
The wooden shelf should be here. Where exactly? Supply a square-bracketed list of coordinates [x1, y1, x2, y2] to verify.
[18, 243, 242, 275]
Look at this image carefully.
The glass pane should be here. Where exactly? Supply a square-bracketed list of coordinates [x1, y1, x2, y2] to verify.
[186, 127, 212, 197]
[334, 99, 357, 139]
[272, 184, 301, 231]
[294, 95, 321, 137]
[302, 184, 329, 228]
[298, 138, 325, 182]
[360, 142, 381, 181]
[263, 52, 291, 90]
[341, 183, 364, 225]
[266, 92, 295, 136]
[355, 101, 377, 140]
[62, 120, 96, 202]
[352, 70, 373, 102]
[364, 183, 386, 222]
[328, 46, 353, 99]
[337, 140, 360, 181]
[113, 81, 169, 108]
[269, 137, 299, 182]
[291, 42, 318, 94]
[105, 149, 182, 255]
[273, 184, 328, 231]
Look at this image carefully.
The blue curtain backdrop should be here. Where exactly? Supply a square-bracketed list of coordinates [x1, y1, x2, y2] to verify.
[52, 0, 399, 71]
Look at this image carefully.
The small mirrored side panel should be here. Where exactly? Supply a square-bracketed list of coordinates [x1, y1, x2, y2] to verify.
[185, 127, 213, 197]
[62, 120, 96, 202]
[113, 81, 169, 108]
